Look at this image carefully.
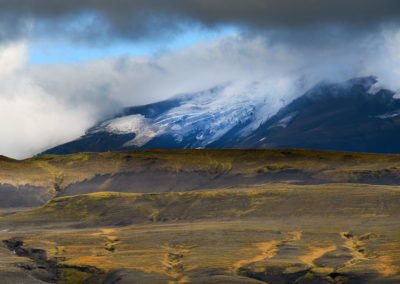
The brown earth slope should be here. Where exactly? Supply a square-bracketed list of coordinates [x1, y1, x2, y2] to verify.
[0, 149, 399, 283]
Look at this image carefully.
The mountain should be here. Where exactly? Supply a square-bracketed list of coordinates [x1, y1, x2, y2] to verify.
[239, 77, 400, 153]
[42, 76, 400, 154]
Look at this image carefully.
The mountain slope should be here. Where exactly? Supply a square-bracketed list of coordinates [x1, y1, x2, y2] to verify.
[239, 77, 400, 153]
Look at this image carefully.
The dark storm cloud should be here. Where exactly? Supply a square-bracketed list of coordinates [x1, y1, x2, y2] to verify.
[1, 0, 400, 42]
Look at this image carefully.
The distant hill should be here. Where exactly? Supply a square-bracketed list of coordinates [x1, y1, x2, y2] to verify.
[2, 149, 400, 208]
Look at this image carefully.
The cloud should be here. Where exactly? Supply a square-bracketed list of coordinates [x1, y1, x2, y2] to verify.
[0, 42, 96, 159]
[0, 0, 400, 43]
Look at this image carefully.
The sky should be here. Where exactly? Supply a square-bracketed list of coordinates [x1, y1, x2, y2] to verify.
[1, 0, 400, 159]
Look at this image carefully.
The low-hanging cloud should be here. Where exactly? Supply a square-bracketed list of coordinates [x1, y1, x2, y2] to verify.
[1, 0, 400, 43]
[0, 42, 96, 159]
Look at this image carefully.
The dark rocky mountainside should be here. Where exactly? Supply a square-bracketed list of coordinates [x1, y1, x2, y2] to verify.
[239, 77, 400, 153]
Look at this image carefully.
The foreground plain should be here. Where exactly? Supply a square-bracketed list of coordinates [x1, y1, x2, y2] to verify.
[0, 149, 399, 283]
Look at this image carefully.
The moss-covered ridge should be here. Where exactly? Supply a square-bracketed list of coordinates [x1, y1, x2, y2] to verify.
[8, 183, 398, 227]
[1, 148, 400, 208]
[2, 149, 400, 186]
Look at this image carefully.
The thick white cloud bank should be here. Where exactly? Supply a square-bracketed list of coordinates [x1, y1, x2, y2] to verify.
[1, 28, 400, 159]
[0, 42, 95, 159]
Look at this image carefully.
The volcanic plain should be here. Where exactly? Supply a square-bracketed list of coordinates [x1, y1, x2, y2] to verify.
[0, 149, 399, 283]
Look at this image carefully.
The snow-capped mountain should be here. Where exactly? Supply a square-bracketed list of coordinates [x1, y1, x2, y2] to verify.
[42, 76, 400, 155]
[42, 85, 261, 154]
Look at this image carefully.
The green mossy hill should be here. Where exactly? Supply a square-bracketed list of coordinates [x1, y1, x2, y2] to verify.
[1, 149, 400, 208]
[2, 149, 400, 186]
[10, 184, 400, 227]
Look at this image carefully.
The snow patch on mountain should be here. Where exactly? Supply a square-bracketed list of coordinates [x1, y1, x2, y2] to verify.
[268, 112, 298, 129]
[151, 88, 257, 147]
[376, 110, 400, 119]
[103, 114, 162, 147]
[367, 80, 382, 95]
[368, 80, 400, 101]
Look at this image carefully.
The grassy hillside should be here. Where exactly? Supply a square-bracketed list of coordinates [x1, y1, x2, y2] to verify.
[7, 184, 400, 227]
[2, 149, 400, 208]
